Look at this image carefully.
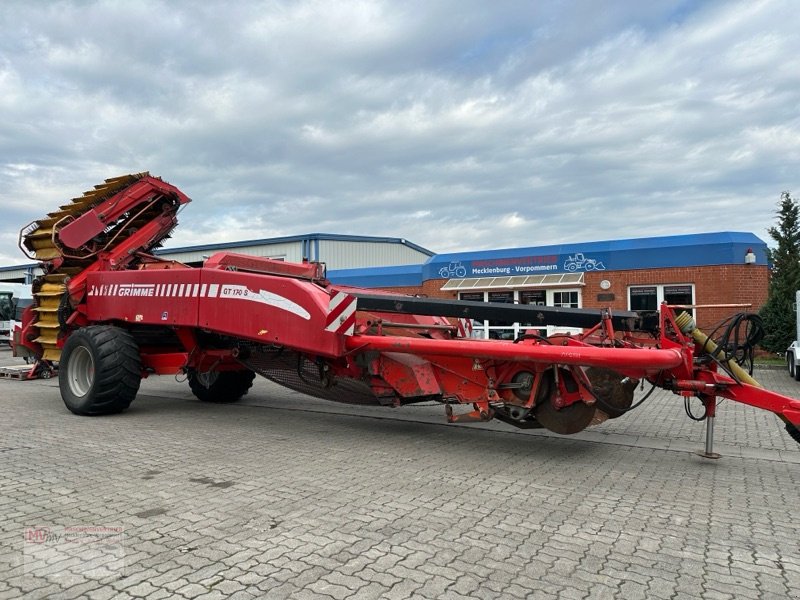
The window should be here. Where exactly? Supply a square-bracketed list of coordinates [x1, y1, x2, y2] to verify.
[553, 291, 579, 308]
[487, 291, 514, 304]
[664, 285, 692, 307]
[628, 284, 694, 315]
[519, 290, 546, 307]
[629, 286, 657, 311]
[459, 292, 484, 302]
[0, 293, 12, 321]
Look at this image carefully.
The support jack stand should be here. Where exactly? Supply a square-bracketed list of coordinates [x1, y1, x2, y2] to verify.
[695, 396, 721, 459]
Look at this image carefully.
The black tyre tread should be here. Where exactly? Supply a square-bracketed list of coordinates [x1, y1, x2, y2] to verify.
[188, 370, 256, 403]
[786, 422, 800, 445]
[59, 326, 141, 416]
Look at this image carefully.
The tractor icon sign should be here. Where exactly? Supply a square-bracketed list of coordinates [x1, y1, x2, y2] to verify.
[439, 261, 467, 278]
[563, 253, 606, 272]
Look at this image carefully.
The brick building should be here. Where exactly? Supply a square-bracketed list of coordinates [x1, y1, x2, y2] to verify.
[328, 231, 769, 338]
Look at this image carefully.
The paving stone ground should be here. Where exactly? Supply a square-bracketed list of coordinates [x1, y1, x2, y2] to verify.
[1, 347, 799, 599]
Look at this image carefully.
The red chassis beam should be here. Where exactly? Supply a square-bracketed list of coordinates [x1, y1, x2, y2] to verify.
[345, 334, 684, 372]
[680, 358, 800, 428]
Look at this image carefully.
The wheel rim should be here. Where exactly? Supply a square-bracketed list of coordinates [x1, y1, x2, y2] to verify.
[68, 346, 94, 397]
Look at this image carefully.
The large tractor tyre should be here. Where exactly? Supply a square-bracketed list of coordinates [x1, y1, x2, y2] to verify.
[188, 369, 256, 403]
[59, 326, 142, 416]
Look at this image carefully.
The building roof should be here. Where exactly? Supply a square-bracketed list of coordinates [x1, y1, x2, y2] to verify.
[423, 231, 767, 281]
[156, 232, 434, 256]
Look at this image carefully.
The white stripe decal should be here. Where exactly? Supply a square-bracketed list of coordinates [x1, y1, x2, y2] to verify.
[324, 293, 357, 334]
[192, 284, 199, 297]
[209, 284, 219, 297]
[328, 291, 348, 312]
[200, 284, 207, 297]
[216, 285, 311, 319]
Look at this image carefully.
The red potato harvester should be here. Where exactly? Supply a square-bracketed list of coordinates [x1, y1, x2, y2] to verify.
[16, 173, 800, 458]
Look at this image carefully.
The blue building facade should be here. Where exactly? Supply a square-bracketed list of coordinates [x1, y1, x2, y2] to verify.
[328, 231, 768, 287]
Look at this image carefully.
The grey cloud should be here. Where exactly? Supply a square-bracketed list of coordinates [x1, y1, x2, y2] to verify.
[0, 0, 797, 265]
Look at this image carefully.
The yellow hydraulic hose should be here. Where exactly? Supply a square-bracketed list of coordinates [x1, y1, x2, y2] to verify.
[674, 311, 762, 388]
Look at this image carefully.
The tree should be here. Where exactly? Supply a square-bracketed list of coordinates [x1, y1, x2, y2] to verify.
[759, 191, 800, 352]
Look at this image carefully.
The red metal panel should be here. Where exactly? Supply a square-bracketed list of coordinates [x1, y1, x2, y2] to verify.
[378, 352, 443, 397]
[204, 252, 325, 280]
[86, 268, 347, 357]
[140, 352, 189, 374]
[196, 269, 344, 357]
[86, 270, 201, 326]
[58, 211, 106, 249]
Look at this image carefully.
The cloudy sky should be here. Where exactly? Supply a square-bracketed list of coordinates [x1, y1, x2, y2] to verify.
[1, 0, 798, 267]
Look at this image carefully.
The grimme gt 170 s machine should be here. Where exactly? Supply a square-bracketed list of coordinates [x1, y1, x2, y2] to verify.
[16, 174, 800, 456]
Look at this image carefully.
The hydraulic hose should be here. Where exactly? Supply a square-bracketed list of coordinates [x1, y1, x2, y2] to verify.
[674, 312, 762, 388]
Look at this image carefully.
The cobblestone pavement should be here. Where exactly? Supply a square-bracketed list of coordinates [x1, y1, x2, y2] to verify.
[1, 347, 799, 599]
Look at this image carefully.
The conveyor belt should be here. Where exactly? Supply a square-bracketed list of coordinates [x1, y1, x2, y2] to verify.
[19, 173, 181, 361]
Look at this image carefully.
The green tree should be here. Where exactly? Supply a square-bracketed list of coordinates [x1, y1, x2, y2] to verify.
[759, 191, 800, 352]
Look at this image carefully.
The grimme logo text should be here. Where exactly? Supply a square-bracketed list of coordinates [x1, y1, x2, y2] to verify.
[117, 285, 155, 297]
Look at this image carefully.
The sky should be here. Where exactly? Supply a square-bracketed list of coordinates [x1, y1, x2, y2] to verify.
[1, 0, 798, 267]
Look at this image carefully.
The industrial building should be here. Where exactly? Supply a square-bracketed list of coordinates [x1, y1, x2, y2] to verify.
[0, 232, 434, 284]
